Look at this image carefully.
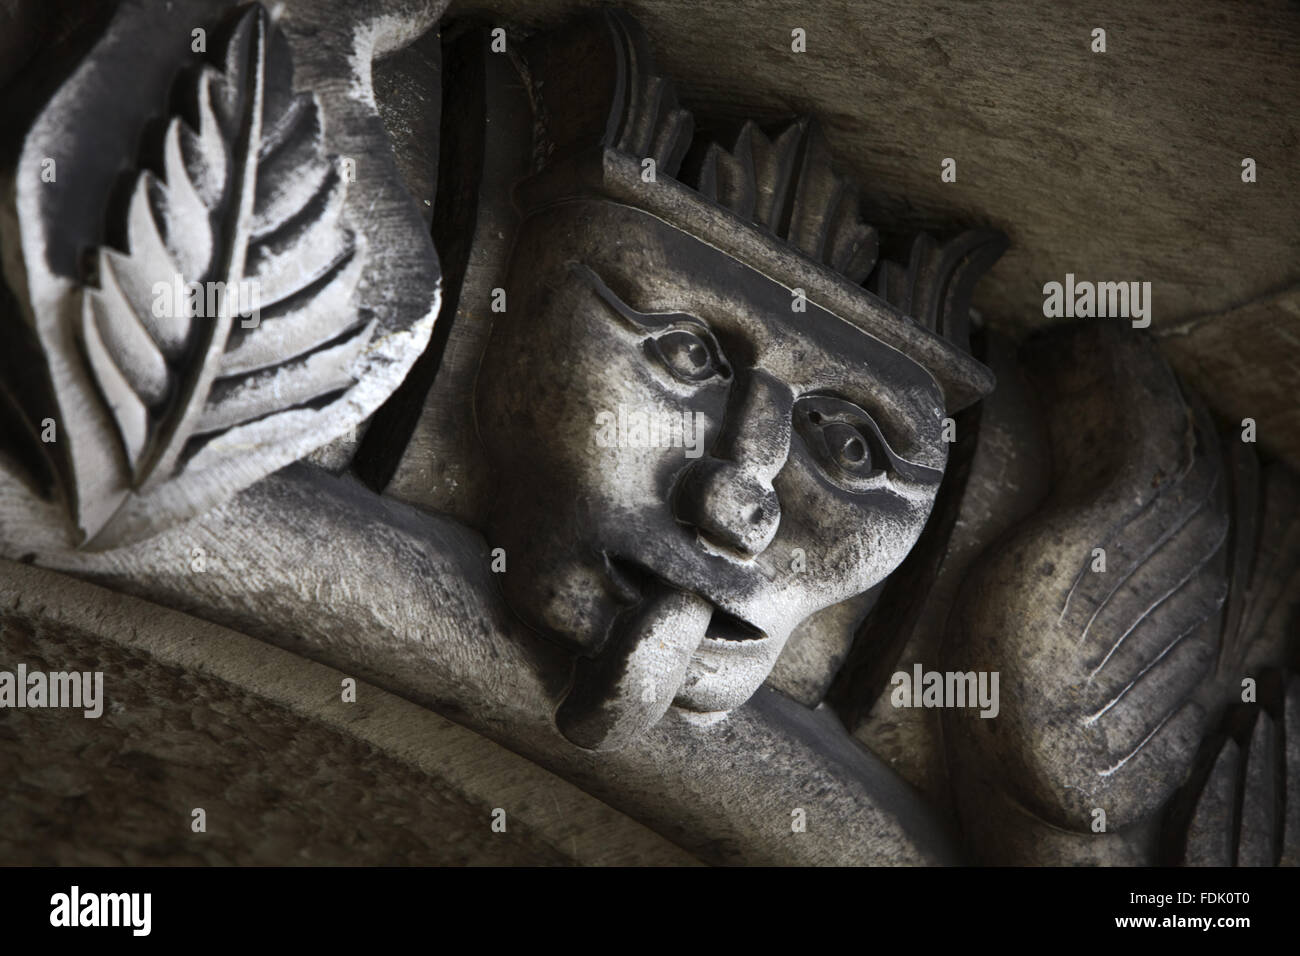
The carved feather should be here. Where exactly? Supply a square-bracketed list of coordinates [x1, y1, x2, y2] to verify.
[1170, 671, 1296, 865]
[1162, 464, 1300, 866]
[79, 3, 369, 531]
[1059, 398, 1227, 772]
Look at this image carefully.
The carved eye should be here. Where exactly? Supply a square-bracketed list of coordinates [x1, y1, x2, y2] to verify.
[646, 326, 731, 384]
[565, 263, 732, 387]
[795, 398, 891, 487]
[822, 420, 873, 474]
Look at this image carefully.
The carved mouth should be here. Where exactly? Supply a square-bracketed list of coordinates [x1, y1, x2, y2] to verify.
[704, 606, 765, 642]
[602, 552, 767, 642]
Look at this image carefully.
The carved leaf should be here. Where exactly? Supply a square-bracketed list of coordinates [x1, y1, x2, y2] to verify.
[79, 3, 371, 530]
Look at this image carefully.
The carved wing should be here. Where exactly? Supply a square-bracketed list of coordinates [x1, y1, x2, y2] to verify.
[945, 326, 1300, 868]
[1173, 671, 1299, 866]
[1164, 463, 1300, 865]
[944, 327, 1231, 832]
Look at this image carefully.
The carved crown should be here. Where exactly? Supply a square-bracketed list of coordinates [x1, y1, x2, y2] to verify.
[508, 9, 1003, 412]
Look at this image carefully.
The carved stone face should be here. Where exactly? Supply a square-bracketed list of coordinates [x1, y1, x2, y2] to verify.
[475, 199, 946, 731]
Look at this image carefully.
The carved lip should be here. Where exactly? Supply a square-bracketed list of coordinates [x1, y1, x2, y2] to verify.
[602, 552, 768, 644]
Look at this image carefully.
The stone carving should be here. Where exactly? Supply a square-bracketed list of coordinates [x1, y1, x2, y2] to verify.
[80, 5, 373, 548]
[366, 11, 1006, 749]
[937, 326, 1299, 864]
[0, 2, 1295, 866]
[0, 0, 443, 550]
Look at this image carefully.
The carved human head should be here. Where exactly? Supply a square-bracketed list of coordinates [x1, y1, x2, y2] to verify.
[470, 12, 1000, 749]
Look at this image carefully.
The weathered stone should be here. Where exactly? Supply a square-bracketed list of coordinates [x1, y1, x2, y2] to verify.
[0, 0, 1294, 867]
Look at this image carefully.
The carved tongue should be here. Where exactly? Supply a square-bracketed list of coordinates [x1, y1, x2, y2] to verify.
[556, 580, 712, 751]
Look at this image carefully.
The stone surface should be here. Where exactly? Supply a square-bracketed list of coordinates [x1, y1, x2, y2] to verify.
[0, 0, 1295, 868]
[0, 466, 960, 864]
[444, 0, 1300, 468]
[0, 568, 698, 865]
[1157, 285, 1300, 473]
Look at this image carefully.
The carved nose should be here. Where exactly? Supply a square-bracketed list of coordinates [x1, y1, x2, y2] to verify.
[673, 370, 793, 557]
[674, 457, 781, 556]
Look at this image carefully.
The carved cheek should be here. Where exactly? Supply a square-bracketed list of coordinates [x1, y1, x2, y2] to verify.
[847, 489, 938, 587]
[773, 458, 933, 596]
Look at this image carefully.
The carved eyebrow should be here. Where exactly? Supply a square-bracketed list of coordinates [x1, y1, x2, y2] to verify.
[567, 262, 707, 331]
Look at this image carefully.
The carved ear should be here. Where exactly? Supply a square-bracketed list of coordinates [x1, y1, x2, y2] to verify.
[2, 0, 446, 550]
